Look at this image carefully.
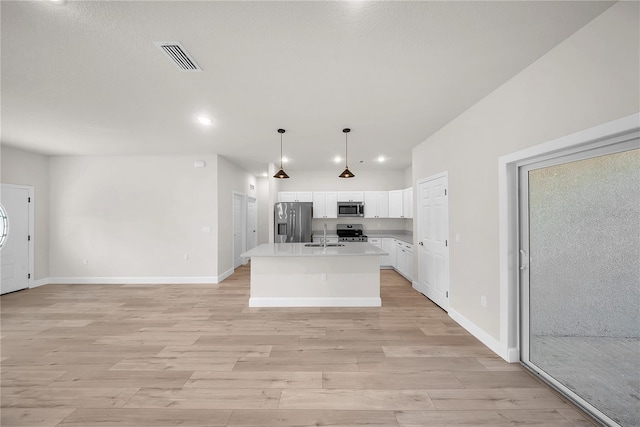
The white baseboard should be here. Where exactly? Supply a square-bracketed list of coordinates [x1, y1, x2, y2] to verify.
[216, 267, 234, 283]
[249, 297, 382, 308]
[31, 278, 50, 288]
[448, 307, 510, 362]
[26, 268, 244, 288]
[45, 276, 219, 285]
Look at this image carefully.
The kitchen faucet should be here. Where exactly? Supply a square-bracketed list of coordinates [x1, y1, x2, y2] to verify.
[323, 223, 327, 249]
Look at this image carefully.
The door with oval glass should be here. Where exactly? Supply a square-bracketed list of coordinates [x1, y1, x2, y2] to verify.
[1, 184, 31, 295]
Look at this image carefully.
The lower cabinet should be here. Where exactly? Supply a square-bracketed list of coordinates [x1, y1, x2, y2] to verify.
[394, 240, 414, 281]
[381, 238, 395, 268]
[369, 238, 395, 268]
[369, 237, 413, 280]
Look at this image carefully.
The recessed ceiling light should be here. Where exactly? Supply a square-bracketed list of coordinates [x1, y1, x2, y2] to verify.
[333, 156, 342, 163]
[197, 116, 213, 126]
[377, 155, 386, 162]
[262, 172, 268, 177]
[281, 156, 290, 163]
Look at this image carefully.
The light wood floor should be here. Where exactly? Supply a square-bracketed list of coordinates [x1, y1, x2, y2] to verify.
[1, 266, 595, 426]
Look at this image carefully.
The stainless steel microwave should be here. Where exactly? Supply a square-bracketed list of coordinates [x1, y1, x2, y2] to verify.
[337, 202, 364, 217]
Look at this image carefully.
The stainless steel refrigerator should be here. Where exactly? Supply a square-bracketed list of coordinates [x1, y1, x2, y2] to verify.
[274, 202, 313, 243]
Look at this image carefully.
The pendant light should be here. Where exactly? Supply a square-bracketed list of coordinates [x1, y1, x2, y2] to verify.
[273, 128, 290, 179]
[338, 128, 355, 178]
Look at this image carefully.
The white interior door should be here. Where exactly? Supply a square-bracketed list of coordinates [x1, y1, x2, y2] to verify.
[232, 193, 245, 269]
[246, 197, 257, 252]
[417, 173, 449, 310]
[1, 185, 30, 295]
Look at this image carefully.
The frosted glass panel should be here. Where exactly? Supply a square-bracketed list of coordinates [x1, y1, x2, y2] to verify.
[528, 148, 639, 426]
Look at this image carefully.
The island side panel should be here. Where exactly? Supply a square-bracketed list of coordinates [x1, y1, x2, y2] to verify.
[248, 255, 381, 307]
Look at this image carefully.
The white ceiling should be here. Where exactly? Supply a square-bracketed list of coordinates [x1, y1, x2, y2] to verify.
[1, 1, 613, 176]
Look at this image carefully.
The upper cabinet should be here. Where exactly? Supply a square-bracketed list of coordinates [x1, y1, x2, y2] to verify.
[278, 192, 313, 202]
[364, 191, 390, 218]
[278, 188, 410, 219]
[388, 190, 403, 218]
[312, 192, 338, 218]
[337, 191, 364, 202]
[389, 188, 413, 218]
[402, 187, 413, 219]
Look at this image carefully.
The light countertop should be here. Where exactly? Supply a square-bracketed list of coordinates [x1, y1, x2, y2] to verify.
[365, 230, 413, 244]
[310, 230, 413, 244]
[242, 242, 387, 258]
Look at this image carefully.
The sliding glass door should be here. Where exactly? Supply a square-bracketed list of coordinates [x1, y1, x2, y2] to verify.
[519, 139, 639, 427]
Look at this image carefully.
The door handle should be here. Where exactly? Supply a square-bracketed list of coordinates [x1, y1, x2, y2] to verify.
[520, 249, 529, 270]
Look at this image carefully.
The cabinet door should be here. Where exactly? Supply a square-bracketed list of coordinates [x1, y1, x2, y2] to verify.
[381, 238, 394, 267]
[405, 249, 414, 281]
[388, 190, 403, 218]
[337, 192, 351, 202]
[402, 188, 413, 219]
[376, 192, 390, 218]
[278, 192, 296, 202]
[395, 241, 406, 275]
[324, 192, 337, 218]
[364, 192, 378, 218]
[368, 238, 382, 266]
[350, 191, 365, 202]
[337, 191, 364, 202]
[296, 192, 313, 202]
[312, 192, 326, 218]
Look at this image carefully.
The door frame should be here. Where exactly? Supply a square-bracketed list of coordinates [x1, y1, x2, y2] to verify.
[0, 183, 35, 290]
[498, 113, 640, 363]
[232, 191, 247, 269]
[246, 196, 257, 252]
[416, 171, 450, 311]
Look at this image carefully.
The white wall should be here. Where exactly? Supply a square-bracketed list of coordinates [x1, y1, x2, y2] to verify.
[49, 155, 219, 281]
[216, 156, 257, 276]
[412, 2, 639, 345]
[1, 146, 50, 281]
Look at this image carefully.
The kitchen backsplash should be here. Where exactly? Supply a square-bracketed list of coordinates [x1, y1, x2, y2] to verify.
[312, 217, 411, 232]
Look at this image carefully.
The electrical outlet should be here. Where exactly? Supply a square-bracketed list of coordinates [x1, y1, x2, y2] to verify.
[321, 273, 327, 281]
[82, 258, 88, 265]
[184, 253, 189, 261]
[480, 296, 487, 308]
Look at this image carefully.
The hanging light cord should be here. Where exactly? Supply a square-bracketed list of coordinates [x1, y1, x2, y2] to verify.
[280, 132, 284, 168]
[344, 132, 348, 168]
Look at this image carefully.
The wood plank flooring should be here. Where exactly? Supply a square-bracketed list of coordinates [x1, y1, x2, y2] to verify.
[1, 266, 595, 426]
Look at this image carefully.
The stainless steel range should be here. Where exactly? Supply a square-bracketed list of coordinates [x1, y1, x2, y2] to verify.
[336, 224, 368, 242]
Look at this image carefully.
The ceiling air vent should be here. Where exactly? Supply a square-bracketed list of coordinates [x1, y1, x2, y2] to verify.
[155, 42, 201, 72]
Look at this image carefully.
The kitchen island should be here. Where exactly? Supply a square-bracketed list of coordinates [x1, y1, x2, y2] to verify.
[241, 242, 387, 307]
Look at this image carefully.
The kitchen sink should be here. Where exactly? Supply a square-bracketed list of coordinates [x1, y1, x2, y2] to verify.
[304, 243, 345, 247]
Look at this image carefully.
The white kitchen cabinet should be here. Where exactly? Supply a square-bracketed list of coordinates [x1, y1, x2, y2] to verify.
[388, 189, 413, 218]
[312, 192, 337, 218]
[394, 240, 414, 281]
[278, 192, 313, 202]
[364, 191, 389, 218]
[337, 191, 364, 202]
[402, 187, 413, 219]
[388, 190, 403, 218]
[368, 238, 383, 266]
[381, 238, 394, 267]
[405, 244, 414, 281]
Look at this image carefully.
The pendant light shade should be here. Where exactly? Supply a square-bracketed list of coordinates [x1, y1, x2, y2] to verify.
[339, 128, 355, 178]
[273, 128, 289, 179]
